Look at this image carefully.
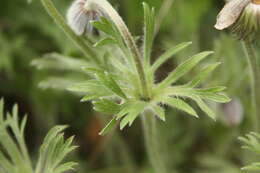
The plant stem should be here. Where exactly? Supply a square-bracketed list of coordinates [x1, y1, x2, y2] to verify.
[41, 0, 102, 66]
[141, 111, 168, 173]
[242, 39, 259, 131]
[86, 0, 150, 99]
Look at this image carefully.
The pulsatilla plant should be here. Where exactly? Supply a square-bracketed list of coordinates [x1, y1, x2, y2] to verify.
[40, 0, 230, 135]
[62, 0, 229, 134]
[0, 99, 77, 173]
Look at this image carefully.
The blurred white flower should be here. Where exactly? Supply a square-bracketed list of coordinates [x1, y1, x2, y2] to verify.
[219, 98, 243, 127]
[67, 0, 102, 35]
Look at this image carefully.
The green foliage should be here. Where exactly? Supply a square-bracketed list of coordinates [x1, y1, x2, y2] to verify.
[0, 99, 77, 173]
[37, 0, 230, 136]
[239, 132, 260, 171]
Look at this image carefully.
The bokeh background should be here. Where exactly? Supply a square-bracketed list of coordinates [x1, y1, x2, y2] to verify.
[0, 0, 255, 172]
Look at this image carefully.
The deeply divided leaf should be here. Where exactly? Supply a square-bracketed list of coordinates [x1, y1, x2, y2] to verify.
[158, 51, 214, 88]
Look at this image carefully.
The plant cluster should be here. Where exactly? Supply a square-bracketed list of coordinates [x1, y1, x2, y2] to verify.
[38, 0, 230, 136]
[0, 99, 77, 173]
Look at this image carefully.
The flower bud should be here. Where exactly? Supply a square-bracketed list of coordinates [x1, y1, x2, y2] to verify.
[232, 1, 260, 41]
[215, 0, 260, 41]
[67, 0, 102, 35]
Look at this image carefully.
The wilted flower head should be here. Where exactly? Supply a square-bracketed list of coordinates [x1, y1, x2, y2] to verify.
[67, 0, 103, 35]
[215, 0, 260, 41]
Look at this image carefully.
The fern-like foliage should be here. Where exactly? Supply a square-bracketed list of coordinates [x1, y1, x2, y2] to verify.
[0, 99, 77, 173]
[36, 0, 230, 135]
[67, 3, 230, 134]
[239, 132, 260, 171]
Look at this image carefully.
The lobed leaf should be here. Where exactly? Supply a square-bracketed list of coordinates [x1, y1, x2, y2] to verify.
[162, 97, 198, 118]
[68, 80, 113, 97]
[157, 51, 214, 89]
[93, 99, 121, 114]
[186, 62, 221, 87]
[151, 42, 192, 73]
[95, 71, 127, 99]
[192, 96, 216, 120]
[114, 101, 148, 130]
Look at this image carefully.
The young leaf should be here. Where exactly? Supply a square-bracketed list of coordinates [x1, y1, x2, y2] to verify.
[162, 97, 198, 118]
[157, 51, 214, 88]
[99, 117, 117, 136]
[151, 42, 192, 72]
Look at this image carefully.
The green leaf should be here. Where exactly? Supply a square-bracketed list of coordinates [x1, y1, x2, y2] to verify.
[31, 53, 90, 72]
[194, 86, 227, 93]
[117, 101, 148, 130]
[36, 125, 77, 173]
[99, 117, 117, 136]
[151, 42, 192, 72]
[39, 76, 85, 90]
[196, 92, 231, 103]
[158, 51, 214, 88]
[93, 99, 121, 114]
[91, 17, 116, 36]
[162, 97, 198, 118]
[94, 37, 117, 47]
[80, 94, 101, 102]
[53, 162, 78, 173]
[67, 80, 113, 97]
[151, 104, 165, 121]
[143, 2, 155, 66]
[192, 96, 216, 120]
[186, 62, 221, 87]
[239, 132, 260, 171]
[95, 71, 127, 99]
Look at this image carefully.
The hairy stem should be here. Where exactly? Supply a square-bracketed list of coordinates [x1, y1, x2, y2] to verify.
[141, 111, 168, 173]
[41, 0, 101, 66]
[243, 39, 260, 131]
[86, 0, 150, 99]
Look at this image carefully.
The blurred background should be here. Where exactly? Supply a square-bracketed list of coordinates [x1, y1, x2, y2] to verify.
[0, 0, 255, 172]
